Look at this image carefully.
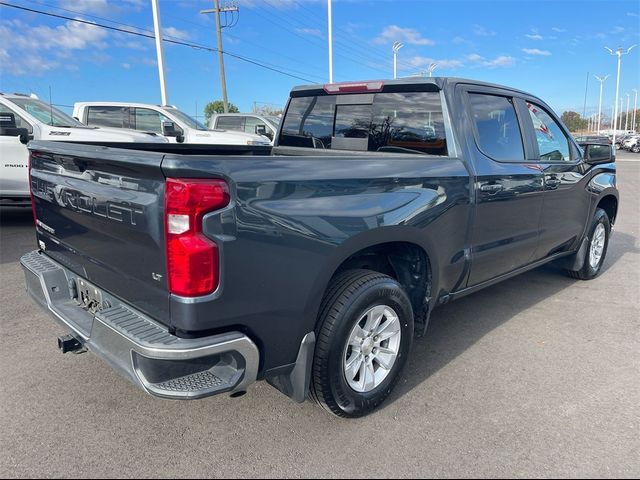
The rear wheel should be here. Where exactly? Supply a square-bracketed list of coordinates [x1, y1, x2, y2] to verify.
[310, 270, 414, 418]
[566, 208, 611, 280]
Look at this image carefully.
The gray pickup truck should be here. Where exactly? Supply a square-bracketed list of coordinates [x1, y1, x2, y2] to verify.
[21, 78, 618, 417]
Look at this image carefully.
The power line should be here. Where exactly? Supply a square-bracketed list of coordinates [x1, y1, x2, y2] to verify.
[0, 1, 316, 83]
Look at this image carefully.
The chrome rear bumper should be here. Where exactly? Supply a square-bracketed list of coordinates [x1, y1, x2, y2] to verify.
[21, 250, 259, 400]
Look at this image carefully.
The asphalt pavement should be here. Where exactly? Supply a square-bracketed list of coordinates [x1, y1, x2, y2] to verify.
[1, 152, 638, 478]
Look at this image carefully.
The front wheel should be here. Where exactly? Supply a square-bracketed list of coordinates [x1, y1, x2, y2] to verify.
[310, 270, 414, 418]
[631, 144, 640, 153]
[566, 208, 611, 280]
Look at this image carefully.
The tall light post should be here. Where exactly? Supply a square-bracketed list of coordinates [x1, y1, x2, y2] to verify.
[605, 45, 636, 145]
[625, 92, 631, 131]
[151, 0, 168, 105]
[427, 62, 438, 77]
[594, 75, 609, 134]
[327, 0, 333, 82]
[392, 41, 404, 79]
[633, 88, 638, 132]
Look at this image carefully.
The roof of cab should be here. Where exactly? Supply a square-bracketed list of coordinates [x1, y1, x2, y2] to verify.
[290, 77, 533, 98]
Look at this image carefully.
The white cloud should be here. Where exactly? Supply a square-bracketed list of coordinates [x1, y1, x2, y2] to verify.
[485, 55, 515, 67]
[373, 25, 435, 45]
[163, 27, 190, 40]
[627, 12, 639, 17]
[473, 24, 496, 37]
[0, 18, 108, 75]
[522, 48, 551, 56]
[122, 63, 131, 69]
[525, 33, 544, 40]
[59, 0, 109, 14]
[452, 36, 466, 44]
[295, 27, 323, 37]
[466, 53, 516, 68]
[407, 56, 463, 70]
[552, 27, 566, 33]
[611, 26, 625, 34]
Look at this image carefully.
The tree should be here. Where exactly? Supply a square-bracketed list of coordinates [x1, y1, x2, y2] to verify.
[204, 100, 239, 123]
[560, 111, 588, 132]
[252, 104, 283, 117]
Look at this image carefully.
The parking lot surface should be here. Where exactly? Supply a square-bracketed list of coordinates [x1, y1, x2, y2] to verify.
[1, 152, 638, 478]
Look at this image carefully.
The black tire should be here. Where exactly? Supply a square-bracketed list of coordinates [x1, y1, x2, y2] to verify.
[631, 145, 640, 153]
[566, 208, 611, 280]
[310, 269, 414, 418]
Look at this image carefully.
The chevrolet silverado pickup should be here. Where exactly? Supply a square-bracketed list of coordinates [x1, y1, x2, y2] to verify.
[21, 78, 618, 417]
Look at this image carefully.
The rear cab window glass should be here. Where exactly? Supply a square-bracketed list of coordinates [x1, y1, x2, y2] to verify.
[279, 91, 449, 155]
[87, 106, 129, 129]
[468, 93, 525, 162]
[216, 116, 245, 131]
[526, 102, 572, 162]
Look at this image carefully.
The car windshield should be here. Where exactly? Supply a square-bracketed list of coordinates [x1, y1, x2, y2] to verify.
[9, 97, 85, 127]
[266, 116, 281, 127]
[164, 107, 207, 131]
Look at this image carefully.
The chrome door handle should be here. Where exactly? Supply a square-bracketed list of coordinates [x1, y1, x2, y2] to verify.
[479, 183, 504, 194]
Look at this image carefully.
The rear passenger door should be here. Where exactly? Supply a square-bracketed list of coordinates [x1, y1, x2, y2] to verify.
[519, 100, 591, 258]
[463, 88, 545, 286]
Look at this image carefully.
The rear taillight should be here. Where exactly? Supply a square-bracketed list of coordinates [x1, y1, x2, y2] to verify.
[28, 152, 36, 226]
[165, 178, 230, 297]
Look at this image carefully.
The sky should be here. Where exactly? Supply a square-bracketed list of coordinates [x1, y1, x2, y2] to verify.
[0, 0, 639, 121]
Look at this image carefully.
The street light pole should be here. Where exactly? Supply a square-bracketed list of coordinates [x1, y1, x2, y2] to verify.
[427, 62, 437, 77]
[327, 0, 333, 83]
[392, 42, 404, 79]
[605, 45, 637, 145]
[594, 75, 609, 134]
[633, 88, 638, 132]
[625, 92, 631, 131]
[151, 0, 168, 105]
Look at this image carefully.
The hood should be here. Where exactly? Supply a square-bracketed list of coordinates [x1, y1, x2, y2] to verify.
[40, 125, 168, 143]
[187, 128, 271, 145]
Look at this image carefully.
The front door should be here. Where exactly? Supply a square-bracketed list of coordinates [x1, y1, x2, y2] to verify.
[520, 100, 592, 258]
[463, 89, 544, 286]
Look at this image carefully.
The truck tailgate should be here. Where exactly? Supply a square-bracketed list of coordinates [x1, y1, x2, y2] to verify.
[29, 141, 170, 324]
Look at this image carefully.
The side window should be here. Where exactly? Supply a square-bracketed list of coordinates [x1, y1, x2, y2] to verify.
[244, 116, 264, 135]
[86, 106, 129, 129]
[134, 108, 164, 134]
[280, 96, 336, 149]
[526, 102, 571, 162]
[468, 93, 525, 161]
[0, 103, 33, 133]
[216, 116, 245, 131]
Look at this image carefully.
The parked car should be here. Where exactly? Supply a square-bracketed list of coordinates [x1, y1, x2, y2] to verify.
[21, 78, 617, 418]
[73, 102, 271, 146]
[622, 134, 640, 152]
[209, 113, 280, 142]
[574, 135, 611, 144]
[0, 93, 167, 206]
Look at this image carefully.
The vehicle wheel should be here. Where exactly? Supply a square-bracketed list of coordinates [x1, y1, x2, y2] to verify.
[566, 208, 611, 280]
[310, 269, 414, 418]
[631, 145, 640, 153]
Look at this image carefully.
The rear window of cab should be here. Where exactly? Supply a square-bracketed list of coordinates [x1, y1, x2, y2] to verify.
[279, 91, 449, 155]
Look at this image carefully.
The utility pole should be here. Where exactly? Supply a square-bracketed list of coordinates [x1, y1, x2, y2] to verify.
[327, 0, 333, 82]
[201, 1, 239, 113]
[594, 75, 609, 134]
[151, 0, 168, 105]
[605, 45, 636, 144]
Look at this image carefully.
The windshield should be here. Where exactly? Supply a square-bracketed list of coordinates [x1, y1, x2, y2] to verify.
[164, 107, 207, 131]
[9, 97, 85, 127]
[266, 116, 281, 127]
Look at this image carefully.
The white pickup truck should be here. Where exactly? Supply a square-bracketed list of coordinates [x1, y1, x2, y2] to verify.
[73, 102, 271, 146]
[0, 93, 168, 205]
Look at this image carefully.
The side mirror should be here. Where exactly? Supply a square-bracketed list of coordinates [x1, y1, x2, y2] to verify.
[162, 120, 181, 137]
[582, 143, 614, 165]
[0, 112, 29, 143]
[255, 124, 273, 140]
